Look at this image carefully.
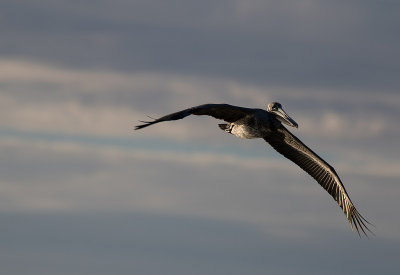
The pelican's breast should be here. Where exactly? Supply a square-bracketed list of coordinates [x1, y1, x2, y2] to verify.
[231, 124, 263, 139]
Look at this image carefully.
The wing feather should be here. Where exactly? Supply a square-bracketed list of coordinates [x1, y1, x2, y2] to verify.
[135, 104, 253, 130]
[264, 125, 372, 236]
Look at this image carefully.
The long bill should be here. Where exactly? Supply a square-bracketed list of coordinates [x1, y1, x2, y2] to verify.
[274, 107, 298, 128]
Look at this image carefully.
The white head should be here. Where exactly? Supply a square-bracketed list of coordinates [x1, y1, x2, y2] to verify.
[267, 102, 298, 128]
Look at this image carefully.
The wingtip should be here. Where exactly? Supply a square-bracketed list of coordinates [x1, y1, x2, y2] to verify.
[134, 120, 149, 130]
[134, 123, 149, 130]
[134, 116, 157, 130]
[349, 209, 374, 238]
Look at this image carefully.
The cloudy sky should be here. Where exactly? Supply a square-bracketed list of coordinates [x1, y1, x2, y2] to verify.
[1, 1, 400, 274]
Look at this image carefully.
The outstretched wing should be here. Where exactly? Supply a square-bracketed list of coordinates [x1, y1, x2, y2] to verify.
[135, 104, 254, 130]
[264, 125, 372, 236]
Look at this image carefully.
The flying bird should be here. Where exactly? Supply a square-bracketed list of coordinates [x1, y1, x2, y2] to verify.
[135, 102, 372, 236]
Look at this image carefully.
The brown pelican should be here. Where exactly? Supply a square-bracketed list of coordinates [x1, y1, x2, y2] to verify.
[135, 102, 372, 236]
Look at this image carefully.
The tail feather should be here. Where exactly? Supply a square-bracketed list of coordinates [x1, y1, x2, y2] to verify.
[218, 124, 228, 131]
[218, 123, 233, 134]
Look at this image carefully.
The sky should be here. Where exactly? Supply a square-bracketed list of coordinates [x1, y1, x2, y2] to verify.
[1, 0, 400, 274]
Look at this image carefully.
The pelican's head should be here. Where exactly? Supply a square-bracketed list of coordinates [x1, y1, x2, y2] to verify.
[267, 102, 298, 128]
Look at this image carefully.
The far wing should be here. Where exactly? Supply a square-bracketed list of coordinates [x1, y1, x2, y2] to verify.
[135, 104, 254, 130]
[264, 125, 372, 236]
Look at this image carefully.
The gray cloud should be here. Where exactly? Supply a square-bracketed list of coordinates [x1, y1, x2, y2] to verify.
[1, 59, 399, 142]
[2, 212, 399, 275]
[1, 136, 398, 239]
[1, 0, 399, 90]
[1, 58, 399, 172]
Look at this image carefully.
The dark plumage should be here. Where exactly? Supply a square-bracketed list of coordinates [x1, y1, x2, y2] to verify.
[135, 102, 372, 236]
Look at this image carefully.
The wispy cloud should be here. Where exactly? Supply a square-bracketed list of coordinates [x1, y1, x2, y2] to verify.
[4, 1, 399, 90]
[1, 59, 398, 143]
[1, 134, 398, 239]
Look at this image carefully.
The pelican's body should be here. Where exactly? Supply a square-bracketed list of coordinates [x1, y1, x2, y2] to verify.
[135, 102, 371, 236]
[219, 109, 272, 139]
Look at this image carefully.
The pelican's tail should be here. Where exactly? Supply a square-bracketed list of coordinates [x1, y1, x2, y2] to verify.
[218, 123, 233, 134]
